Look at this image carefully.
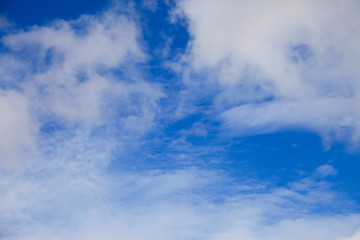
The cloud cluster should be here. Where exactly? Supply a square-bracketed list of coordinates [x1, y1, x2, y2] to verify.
[3, 162, 360, 240]
[0, 5, 163, 238]
[0, 8, 163, 167]
[175, 0, 360, 147]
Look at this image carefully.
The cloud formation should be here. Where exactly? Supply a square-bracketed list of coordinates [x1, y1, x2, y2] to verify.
[0, 5, 164, 238]
[0, 8, 162, 166]
[175, 0, 360, 147]
[0, 2, 359, 240]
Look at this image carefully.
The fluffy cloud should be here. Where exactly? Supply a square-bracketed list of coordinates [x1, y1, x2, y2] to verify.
[1, 10, 148, 125]
[0, 7, 162, 166]
[175, 0, 360, 146]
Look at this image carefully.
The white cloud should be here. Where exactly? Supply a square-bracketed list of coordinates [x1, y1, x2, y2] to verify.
[1, 10, 149, 124]
[0, 5, 163, 236]
[2, 159, 359, 240]
[0, 90, 38, 167]
[340, 230, 360, 240]
[316, 164, 338, 177]
[3, 12, 145, 68]
[221, 98, 355, 147]
[175, 0, 360, 146]
[0, 6, 163, 166]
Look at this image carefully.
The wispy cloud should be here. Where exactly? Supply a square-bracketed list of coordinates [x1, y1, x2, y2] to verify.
[2, 157, 359, 239]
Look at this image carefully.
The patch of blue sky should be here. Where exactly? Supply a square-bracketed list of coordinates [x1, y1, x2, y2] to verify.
[0, 0, 111, 27]
[290, 43, 313, 63]
[138, 0, 189, 60]
[226, 131, 360, 194]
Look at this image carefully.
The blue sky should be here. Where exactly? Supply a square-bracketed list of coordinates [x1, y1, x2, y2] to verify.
[1, 0, 360, 239]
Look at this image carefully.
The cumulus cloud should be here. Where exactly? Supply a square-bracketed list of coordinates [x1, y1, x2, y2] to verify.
[175, 0, 360, 146]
